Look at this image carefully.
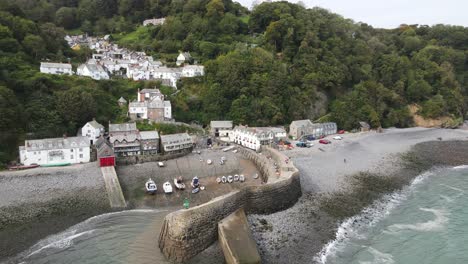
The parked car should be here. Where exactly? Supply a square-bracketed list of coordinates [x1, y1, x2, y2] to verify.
[338, 130, 345, 134]
[296, 142, 308, 148]
[333, 136, 343, 140]
[319, 139, 331, 144]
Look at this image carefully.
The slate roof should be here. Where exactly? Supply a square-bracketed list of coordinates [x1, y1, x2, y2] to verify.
[210, 121, 233, 129]
[86, 120, 104, 130]
[40, 62, 72, 69]
[140, 131, 160, 140]
[109, 123, 137, 133]
[290, 119, 313, 128]
[23, 136, 89, 151]
[160, 133, 192, 145]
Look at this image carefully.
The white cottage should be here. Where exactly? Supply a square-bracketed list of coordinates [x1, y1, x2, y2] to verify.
[181, 65, 204, 77]
[176, 52, 192, 66]
[19, 136, 90, 166]
[40, 62, 73, 75]
[81, 120, 105, 145]
[77, 63, 110, 80]
[210, 121, 233, 142]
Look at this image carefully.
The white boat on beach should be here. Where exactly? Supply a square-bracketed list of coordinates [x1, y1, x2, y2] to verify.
[207, 159, 212, 165]
[163, 182, 173, 194]
[234, 174, 239, 182]
[158, 162, 165, 167]
[221, 176, 227, 183]
[174, 177, 186, 190]
[145, 178, 157, 194]
[253, 173, 259, 179]
[239, 174, 245, 182]
[227, 175, 233, 183]
[216, 177, 221, 183]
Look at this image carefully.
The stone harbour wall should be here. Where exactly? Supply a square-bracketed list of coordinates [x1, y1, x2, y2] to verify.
[116, 148, 192, 165]
[158, 146, 301, 263]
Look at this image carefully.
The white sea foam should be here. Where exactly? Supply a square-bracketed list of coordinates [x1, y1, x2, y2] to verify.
[452, 165, 468, 170]
[359, 246, 395, 264]
[314, 172, 432, 264]
[27, 229, 95, 257]
[387, 208, 449, 233]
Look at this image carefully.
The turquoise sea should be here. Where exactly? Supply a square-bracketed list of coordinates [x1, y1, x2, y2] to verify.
[317, 166, 468, 264]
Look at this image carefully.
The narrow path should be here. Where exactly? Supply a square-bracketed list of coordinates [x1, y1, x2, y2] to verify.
[101, 166, 127, 208]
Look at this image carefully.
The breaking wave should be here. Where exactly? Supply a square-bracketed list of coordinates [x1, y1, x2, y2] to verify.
[314, 171, 433, 264]
[387, 207, 449, 233]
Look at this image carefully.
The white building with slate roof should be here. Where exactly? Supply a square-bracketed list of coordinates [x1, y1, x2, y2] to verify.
[40, 62, 73, 75]
[19, 136, 90, 166]
[210, 121, 233, 141]
[81, 119, 105, 145]
[77, 63, 110, 80]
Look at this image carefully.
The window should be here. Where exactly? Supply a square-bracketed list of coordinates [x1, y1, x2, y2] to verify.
[79, 148, 83, 152]
[71, 155, 74, 159]
[71, 149, 73, 152]
[79, 154, 83, 158]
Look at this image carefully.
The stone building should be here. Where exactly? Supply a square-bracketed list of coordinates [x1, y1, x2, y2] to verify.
[81, 119, 105, 145]
[40, 62, 73, 75]
[140, 131, 160, 155]
[128, 88, 172, 122]
[109, 122, 141, 157]
[160, 133, 193, 154]
[289, 120, 337, 140]
[210, 121, 233, 142]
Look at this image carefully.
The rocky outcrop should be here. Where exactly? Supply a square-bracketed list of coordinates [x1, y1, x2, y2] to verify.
[158, 146, 301, 263]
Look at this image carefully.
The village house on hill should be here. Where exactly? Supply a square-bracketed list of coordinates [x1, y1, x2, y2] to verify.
[143, 17, 166, 26]
[19, 136, 90, 166]
[140, 131, 160, 155]
[128, 88, 172, 122]
[77, 63, 110, 80]
[81, 119, 105, 145]
[109, 122, 141, 157]
[40, 62, 73, 75]
[176, 52, 192, 66]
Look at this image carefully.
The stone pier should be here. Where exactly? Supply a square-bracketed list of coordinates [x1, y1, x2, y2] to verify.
[158, 146, 301, 262]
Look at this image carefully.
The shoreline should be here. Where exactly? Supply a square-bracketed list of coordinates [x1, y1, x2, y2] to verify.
[246, 138, 468, 264]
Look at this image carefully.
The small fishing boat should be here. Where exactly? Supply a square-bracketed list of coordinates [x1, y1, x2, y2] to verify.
[41, 162, 71, 167]
[163, 182, 173, 194]
[8, 164, 40, 170]
[200, 186, 206, 191]
[253, 173, 259, 179]
[192, 187, 200, 194]
[234, 174, 239, 182]
[174, 176, 186, 190]
[220, 160, 224, 165]
[239, 174, 245, 182]
[191, 176, 200, 188]
[145, 178, 157, 195]
[158, 161, 165, 167]
[207, 159, 212, 165]
[227, 175, 233, 183]
[232, 149, 238, 153]
[221, 176, 227, 183]
[221, 156, 226, 161]
[216, 177, 221, 183]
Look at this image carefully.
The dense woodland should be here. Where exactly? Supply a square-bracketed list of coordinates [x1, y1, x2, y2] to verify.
[1, 0, 468, 167]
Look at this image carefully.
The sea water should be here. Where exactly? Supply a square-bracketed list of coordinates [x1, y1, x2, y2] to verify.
[317, 166, 468, 264]
[8, 209, 172, 264]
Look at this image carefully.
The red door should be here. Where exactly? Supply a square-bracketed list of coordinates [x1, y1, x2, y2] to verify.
[100, 156, 115, 167]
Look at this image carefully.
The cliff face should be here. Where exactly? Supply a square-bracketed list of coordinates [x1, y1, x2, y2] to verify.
[158, 147, 302, 263]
